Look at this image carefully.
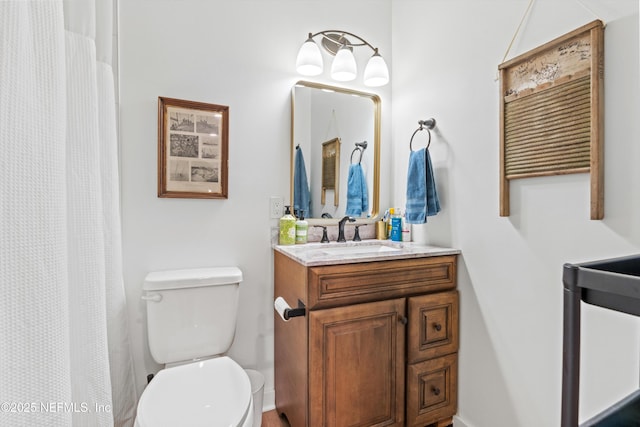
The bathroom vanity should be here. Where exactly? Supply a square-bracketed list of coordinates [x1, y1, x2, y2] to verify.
[273, 241, 460, 427]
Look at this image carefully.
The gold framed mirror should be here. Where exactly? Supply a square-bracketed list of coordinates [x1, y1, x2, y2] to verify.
[290, 81, 380, 223]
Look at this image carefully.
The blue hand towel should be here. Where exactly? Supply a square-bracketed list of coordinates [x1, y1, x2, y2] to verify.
[405, 148, 440, 224]
[345, 163, 369, 216]
[293, 147, 311, 218]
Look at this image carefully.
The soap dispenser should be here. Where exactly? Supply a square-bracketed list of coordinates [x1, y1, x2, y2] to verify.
[279, 205, 296, 245]
[295, 211, 308, 244]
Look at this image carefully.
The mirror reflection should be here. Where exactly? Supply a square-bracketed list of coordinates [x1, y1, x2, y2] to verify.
[291, 81, 380, 221]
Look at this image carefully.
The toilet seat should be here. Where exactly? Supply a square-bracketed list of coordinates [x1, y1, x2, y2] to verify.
[135, 356, 252, 427]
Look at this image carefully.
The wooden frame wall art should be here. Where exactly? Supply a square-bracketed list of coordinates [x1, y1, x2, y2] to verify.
[321, 137, 341, 206]
[158, 97, 229, 199]
[498, 20, 604, 219]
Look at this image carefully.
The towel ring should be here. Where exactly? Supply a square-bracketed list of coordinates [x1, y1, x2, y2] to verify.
[409, 118, 436, 151]
[350, 148, 363, 164]
[350, 141, 368, 164]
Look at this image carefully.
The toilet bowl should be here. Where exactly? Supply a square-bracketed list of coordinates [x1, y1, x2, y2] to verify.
[135, 357, 253, 427]
[135, 267, 259, 426]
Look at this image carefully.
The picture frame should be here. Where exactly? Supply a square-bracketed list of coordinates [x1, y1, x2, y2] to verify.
[498, 20, 604, 219]
[320, 137, 340, 206]
[158, 96, 229, 199]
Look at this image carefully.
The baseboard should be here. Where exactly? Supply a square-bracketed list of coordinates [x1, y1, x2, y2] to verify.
[454, 414, 472, 427]
[261, 387, 276, 412]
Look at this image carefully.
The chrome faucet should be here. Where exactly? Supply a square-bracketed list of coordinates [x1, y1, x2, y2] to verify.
[337, 216, 356, 242]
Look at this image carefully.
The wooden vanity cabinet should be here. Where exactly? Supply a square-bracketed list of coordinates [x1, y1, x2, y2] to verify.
[274, 251, 459, 427]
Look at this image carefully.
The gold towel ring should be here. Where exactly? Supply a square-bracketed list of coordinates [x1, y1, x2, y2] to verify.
[409, 119, 436, 151]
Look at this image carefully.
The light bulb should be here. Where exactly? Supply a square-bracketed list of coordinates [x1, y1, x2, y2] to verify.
[296, 35, 323, 76]
[330, 46, 357, 82]
[363, 49, 389, 87]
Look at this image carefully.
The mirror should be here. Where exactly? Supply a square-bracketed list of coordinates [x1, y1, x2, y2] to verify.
[291, 81, 380, 223]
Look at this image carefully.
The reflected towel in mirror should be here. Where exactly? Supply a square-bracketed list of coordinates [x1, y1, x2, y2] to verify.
[294, 147, 311, 218]
[405, 148, 440, 223]
[345, 163, 368, 216]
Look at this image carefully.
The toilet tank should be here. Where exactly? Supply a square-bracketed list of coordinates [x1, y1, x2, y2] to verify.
[143, 267, 242, 365]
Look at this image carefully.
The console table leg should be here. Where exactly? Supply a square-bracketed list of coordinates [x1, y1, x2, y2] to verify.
[562, 263, 581, 427]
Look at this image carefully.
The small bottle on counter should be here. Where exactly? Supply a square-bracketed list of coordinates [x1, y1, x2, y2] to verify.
[376, 220, 387, 240]
[279, 205, 296, 245]
[390, 208, 402, 242]
[386, 208, 394, 239]
[401, 214, 412, 242]
[295, 211, 308, 244]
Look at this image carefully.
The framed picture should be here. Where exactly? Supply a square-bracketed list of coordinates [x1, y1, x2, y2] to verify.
[321, 137, 340, 206]
[157, 97, 229, 199]
[497, 20, 604, 219]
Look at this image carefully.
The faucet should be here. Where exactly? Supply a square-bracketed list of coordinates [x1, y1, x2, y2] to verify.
[313, 225, 330, 243]
[337, 216, 356, 242]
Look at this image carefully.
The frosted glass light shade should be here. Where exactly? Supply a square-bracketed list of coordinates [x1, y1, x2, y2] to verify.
[363, 51, 389, 87]
[330, 47, 357, 81]
[296, 38, 323, 76]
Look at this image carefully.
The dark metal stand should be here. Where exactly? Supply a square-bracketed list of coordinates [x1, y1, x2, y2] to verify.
[561, 255, 640, 427]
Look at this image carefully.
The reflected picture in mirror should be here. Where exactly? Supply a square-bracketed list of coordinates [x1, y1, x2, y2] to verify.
[291, 81, 380, 222]
[320, 137, 340, 207]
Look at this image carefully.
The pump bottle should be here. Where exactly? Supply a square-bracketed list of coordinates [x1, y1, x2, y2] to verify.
[295, 211, 308, 244]
[279, 206, 296, 245]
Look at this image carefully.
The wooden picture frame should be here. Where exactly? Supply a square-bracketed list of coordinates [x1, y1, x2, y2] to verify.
[321, 137, 341, 206]
[498, 20, 604, 219]
[158, 97, 229, 199]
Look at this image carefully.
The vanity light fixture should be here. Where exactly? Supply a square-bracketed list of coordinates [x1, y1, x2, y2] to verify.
[295, 30, 389, 87]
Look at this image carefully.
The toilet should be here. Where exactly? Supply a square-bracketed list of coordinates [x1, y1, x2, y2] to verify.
[135, 267, 255, 427]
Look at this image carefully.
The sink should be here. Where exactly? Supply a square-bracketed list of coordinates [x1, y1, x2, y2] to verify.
[320, 244, 401, 256]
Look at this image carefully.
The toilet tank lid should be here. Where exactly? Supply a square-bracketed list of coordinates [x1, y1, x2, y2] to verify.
[143, 267, 242, 291]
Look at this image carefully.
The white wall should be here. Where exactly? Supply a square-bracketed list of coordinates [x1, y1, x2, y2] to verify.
[391, 1, 639, 426]
[118, 0, 392, 409]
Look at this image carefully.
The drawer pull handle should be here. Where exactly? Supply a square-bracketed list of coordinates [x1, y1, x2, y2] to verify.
[432, 387, 441, 396]
[433, 323, 442, 332]
[399, 316, 408, 325]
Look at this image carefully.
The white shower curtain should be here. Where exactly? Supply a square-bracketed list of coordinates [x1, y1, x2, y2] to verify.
[0, 1, 137, 426]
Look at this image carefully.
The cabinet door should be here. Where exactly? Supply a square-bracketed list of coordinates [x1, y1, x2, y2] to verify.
[309, 298, 406, 427]
[408, 291, 459, 364]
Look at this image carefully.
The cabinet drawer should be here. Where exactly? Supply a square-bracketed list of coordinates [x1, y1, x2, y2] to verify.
[406, 353, 458, 427]
[408, 291, 459, 363]
[308, 256, 457, 309]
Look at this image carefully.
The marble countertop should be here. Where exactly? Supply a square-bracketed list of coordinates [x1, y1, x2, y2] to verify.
[273, 240, 460, 267]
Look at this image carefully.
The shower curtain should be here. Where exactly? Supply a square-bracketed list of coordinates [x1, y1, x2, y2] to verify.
[0, 1, 137, 426]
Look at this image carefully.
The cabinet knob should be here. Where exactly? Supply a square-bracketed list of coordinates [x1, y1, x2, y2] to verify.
[432, 387, 441, 396]
[433, 323, 442, 332]
[399, 316, 408, 325]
